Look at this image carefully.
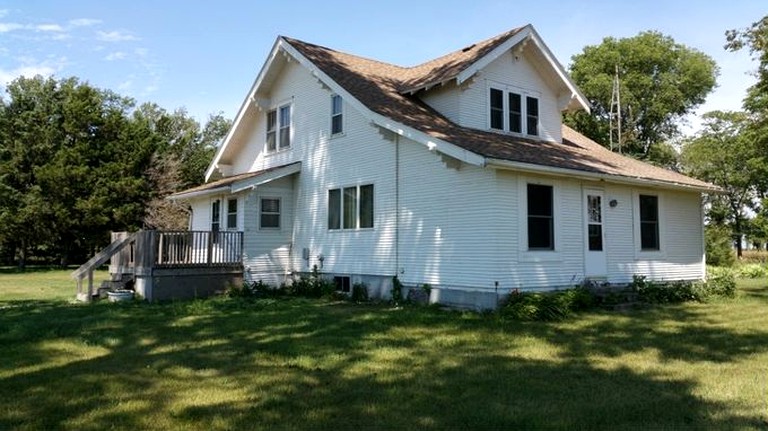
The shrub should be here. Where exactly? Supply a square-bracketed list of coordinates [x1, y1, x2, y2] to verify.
[500, 287, 595, 321]
[740, 250, 768, 264]
[227, 280, 280, 299]
[706, 267, 737, 298]
[632, 276, 698, 303]
[705, 225, 736, 267]
[351, 282, 369, 303]
[735, 263, 768, 279]
[287, 265, 336, 298]
[391, 276, 404, 304]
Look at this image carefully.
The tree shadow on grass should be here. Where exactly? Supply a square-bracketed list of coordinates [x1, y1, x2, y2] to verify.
[0, 297, 767, 430]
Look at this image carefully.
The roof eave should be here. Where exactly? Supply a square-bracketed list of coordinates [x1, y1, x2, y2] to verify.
[486, 158, 720, 193]
[205, 37, 285, 181]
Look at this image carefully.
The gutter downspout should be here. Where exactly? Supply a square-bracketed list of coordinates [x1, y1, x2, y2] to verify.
[395, 134, 400, 278]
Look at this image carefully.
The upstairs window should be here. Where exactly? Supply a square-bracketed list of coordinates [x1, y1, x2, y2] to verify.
[639, 194, 659, 251]
[328, 184, 374, 230]
[489, 88, 504, 130]
[279, 105, 291, 149]
[227, 198, 238, 229]
[266, 103, 291, 152]
[266, 110, 277, 152]
[527, 184, 554, 250]
[331, 94, 343, 134]
[488, 85, 539, 136]
[509, 93, 522, 133]
[526, 96, 539, 136]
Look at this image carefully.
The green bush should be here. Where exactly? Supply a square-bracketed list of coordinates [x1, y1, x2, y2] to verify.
[500, 287, 595, 321]
[735, 263, 768, 279]
[705, 267, 737, 298]
[632, 276, 698, 303]
[391, 276, 404, 304]
[351, 282, 369, 302]
[287, 265, 336, 298]
[705, 225, 736, 267]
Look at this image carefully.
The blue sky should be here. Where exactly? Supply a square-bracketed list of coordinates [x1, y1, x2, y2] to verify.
[0, 1, 764, 134]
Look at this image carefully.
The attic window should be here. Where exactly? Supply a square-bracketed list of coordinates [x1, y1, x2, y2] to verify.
[266, 103, 292, 152]
[488, 84, 540, 136]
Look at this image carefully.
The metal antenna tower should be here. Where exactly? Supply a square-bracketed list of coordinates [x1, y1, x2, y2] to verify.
[609, 64, 622, 153]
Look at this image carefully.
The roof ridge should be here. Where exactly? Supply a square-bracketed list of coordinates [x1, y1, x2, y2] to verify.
[281, 36, 409, 74]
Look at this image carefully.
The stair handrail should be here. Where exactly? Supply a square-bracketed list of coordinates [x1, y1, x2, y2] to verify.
[71, 232, 138, 280]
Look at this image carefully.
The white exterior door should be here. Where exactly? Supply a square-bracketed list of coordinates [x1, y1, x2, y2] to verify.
[584, 189, 607, 277]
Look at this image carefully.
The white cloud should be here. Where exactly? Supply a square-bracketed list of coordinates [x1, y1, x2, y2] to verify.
[0, 64, 56, 85]
[36, 23, 64, 32]
[97, 30, 139, 42]
[0, 10, 8, 19]
[69, 18, 101, 27]
[105, 51, 127, 61]
[134, 47, 148, 57]
[0, 22, 23, 32]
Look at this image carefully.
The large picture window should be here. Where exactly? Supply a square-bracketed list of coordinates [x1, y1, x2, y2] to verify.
[328, 184, 374, 230]
[639, 194, 659, 250]
[527, 184, 554, 250]
[266, 103, 291, 151]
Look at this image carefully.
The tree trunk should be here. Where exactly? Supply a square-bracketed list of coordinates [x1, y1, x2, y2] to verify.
[18, 239, 26, 271]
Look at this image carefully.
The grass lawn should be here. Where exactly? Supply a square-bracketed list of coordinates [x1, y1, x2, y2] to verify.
[1, 270, 767, 430]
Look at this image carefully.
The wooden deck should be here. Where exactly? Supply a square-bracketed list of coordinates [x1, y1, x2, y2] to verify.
[72, 230, 243, 302]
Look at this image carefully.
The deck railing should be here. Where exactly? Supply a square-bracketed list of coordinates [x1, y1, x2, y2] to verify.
[73, 230, 243, 301]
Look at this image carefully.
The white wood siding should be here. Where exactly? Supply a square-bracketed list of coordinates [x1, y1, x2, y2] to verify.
[242, 176, 294, 285]
[455, 50, 562, 142]
[397, 138, 502, 290]
[420, 82, 460, 124]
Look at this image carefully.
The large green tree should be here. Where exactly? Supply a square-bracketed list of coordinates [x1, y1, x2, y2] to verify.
[0, 76, 229, 266]
[680, 111, 763, 257]
[566, 31, 718, 162]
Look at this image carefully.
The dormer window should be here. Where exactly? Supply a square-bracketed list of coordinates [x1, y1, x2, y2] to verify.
[526, 96, 539, 136]
[488, 85, 539, 136]
[266, 103, 292, 152]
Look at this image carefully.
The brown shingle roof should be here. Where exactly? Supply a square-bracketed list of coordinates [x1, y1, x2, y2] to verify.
[169, 162, 299, 198]
[284, 32, 715, 191]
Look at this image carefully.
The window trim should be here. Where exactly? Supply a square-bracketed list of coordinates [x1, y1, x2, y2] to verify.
[211, 199, 221, 232]
[633, 190, 666, 259]
[487, 82, 540, 137]
[259, 197, 281, 230]
[328, 184, 375, 231]
[331, 94, 344, 136]
[226, 198, 238, 230]
[518, 177, 562, 262]
[265, 102, 292, 153]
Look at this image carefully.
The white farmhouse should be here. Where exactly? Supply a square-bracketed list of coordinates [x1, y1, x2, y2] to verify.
[170, 25, 717, 309]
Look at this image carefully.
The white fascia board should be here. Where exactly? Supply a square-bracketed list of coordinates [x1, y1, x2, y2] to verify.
[167, 186, 230, 201]
[455, 25, 590, 114]
[456, 25, 533, 86]
[230, 162, 302, 194]
[526, 27, 590, 114]
[280, 41, 487, 168]
[486, 158, 719, 193]
[205, 38, 284, 181]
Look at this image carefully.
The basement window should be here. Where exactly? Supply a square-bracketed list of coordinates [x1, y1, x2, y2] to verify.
[334, 276, 351, 293]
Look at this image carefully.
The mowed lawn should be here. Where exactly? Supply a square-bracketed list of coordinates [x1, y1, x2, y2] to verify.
[1, 270, 767, 430]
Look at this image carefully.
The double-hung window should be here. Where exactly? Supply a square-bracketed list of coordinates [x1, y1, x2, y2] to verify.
[639, 195, 660, 251]
[226, 198, 237, 230]
[488, 86, 539, 136]
[260, 198, 280, 229]
[211, 200, 221, 232]
[266, 104, 291, 152]
[527, 184, 554, 250]
[331, 94, 343, 135]
[328, 184, 374, 230]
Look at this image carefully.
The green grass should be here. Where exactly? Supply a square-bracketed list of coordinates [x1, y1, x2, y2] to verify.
[1, 271, 767, 430]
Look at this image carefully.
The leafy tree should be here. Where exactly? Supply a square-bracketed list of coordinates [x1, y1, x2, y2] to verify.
[680, 111, 763, 257]
[566, 31, 718, 161]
